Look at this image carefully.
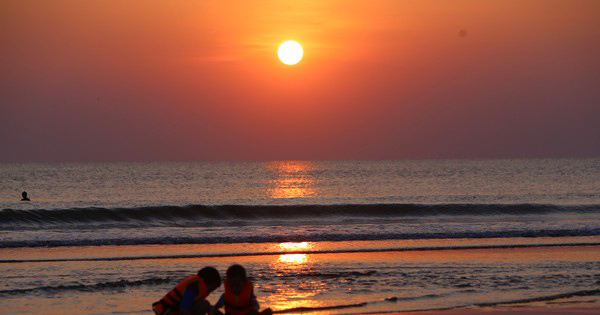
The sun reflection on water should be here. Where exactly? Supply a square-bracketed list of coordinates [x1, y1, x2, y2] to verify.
[266, 161, 317, 199]
[279, 242, 311, 250]
[277, 243, 313, 264]
[260, 284, 327, 315]
[278, 253, 308, 264]
[263, 250, 330, 314]
[274, 243, 313, 271]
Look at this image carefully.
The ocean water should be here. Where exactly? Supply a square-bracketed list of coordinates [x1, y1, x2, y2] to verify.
[1, 159, 599, 314]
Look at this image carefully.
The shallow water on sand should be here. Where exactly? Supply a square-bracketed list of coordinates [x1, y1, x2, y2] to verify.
[2, 239, 599, 315]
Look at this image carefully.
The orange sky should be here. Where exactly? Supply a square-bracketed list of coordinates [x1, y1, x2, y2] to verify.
[1, 0, 599, 161]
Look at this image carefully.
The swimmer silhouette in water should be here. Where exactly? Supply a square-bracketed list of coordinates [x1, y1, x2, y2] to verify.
[21, 191, 30, 201]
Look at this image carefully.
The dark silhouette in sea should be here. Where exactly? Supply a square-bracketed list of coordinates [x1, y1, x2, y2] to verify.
[21, 191, 30, 201]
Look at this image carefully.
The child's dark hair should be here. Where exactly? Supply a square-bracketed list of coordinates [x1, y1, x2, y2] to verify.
[226, 264, 247, 281]
[198, 266, 222, 288]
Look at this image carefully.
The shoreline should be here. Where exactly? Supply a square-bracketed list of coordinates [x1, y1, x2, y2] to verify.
[3, 236, 599, 262]
[362, 287, 600, 315]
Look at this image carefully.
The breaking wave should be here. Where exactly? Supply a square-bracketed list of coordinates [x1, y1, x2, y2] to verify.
[1, 203, 598, 229]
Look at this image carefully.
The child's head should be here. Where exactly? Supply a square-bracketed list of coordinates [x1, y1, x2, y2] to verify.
[198, 266, 222, 292]
[226, 264, 247, 294]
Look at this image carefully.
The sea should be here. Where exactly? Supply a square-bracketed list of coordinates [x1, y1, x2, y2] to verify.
[1, 159, 599, 314]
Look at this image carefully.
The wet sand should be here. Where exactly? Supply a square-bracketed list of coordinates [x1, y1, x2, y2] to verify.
[382, 306, 600, 314]
[2, 243, 599, 315]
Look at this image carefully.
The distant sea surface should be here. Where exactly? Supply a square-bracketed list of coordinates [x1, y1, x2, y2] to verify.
[1, 159, 599, 314]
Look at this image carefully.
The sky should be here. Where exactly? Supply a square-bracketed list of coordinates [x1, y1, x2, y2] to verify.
[1, 0, 599, 162]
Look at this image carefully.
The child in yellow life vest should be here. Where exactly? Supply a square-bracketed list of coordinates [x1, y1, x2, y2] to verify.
[153, 266, 222, 315]
[211, 264, 272, 315]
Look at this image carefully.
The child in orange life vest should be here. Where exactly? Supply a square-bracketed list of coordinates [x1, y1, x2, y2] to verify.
[153, 266, 222, 315]
[211, 264, 273, 315]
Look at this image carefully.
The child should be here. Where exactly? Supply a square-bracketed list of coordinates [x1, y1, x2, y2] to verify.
[211, 264, 272, 315]
[153, 266, 222, 315]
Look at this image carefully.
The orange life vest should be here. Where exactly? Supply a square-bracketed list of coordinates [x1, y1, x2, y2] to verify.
[152, 275, 209, 315]
[224, 279, 254, 315]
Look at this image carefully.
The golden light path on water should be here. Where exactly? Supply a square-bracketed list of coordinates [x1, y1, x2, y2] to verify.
[279, 242, 310, 250]
[278, 253, 308, 264]
[267, 161, 316, 199]
[264, 161, 318, 314]
[259, 242, 330, 313]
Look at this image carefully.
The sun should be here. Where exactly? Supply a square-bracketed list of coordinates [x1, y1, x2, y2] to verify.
[278, 40, 303, 65]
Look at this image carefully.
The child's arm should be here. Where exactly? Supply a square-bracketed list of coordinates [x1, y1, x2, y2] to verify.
[179, 286, 198, 315]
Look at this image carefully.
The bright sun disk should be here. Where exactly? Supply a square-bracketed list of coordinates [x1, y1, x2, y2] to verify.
[278, 40, 303, 65]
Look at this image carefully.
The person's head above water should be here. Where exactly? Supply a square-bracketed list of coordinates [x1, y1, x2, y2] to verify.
[21, 191, 30, 201]
[226, 264, 248, 295]
[198, 266, 222, 292]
